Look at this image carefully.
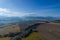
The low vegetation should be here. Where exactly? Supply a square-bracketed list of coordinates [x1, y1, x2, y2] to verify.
[22, 32, 42, 40]
[0, 37, 10, 40]
[0, 22, 45, 40]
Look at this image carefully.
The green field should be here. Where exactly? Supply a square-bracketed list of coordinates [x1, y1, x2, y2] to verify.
[0, 37, 10, 40]
[22, 32, 42, 40]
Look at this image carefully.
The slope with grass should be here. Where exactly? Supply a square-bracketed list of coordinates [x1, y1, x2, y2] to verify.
[0, 37, 10, 40]
[22, 32, 43, 40]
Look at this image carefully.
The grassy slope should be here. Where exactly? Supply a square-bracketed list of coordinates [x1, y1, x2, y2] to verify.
[22, 32, 42, 40]
[0, 37, 10, 40]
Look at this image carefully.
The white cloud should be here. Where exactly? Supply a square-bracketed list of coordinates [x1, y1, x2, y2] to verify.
[0, 8, 10, 13]
[0, 8, 33, 17]
[0, 8, 59, 17]
[0, 8, 50, 17]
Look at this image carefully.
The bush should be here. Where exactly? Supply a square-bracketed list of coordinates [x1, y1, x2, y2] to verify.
[0, 35, 2, 38]
[32, 29, 38, 32]
[8, 33, 15, 37]
[4, 34, 9, 37]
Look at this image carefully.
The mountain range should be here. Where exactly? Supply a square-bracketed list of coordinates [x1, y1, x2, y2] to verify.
[0, 16, 60, 23]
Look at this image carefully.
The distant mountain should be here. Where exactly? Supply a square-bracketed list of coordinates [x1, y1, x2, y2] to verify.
[0, 16, 60, 24]
[23, 16, 60, 21]
[0, 16, 23, 23]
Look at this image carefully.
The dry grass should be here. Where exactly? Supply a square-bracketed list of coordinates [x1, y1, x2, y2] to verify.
[49, 22, 60, 25]
[0, 24, 20, 34]
[0, 24, 20, 40]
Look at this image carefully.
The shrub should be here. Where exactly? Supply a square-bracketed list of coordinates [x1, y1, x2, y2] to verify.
[0, 35, 2, 38]
[8, 33, 15, 37]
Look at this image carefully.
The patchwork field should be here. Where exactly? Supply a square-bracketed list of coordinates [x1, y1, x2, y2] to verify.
[0, 24, 20, 34]
[37, 23, 60, 40]
[0, 22, 60, 40]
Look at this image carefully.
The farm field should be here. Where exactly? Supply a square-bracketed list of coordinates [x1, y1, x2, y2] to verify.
[37, 23, 60, 40]
[0, 22, 60, 40]
[0, 24, 20, 34]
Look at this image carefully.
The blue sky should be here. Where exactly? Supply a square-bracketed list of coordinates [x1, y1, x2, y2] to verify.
[0, 0, 60, 17]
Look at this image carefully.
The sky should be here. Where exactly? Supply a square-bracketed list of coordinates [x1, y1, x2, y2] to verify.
[0, 0, 60, 17]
